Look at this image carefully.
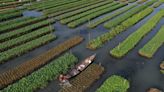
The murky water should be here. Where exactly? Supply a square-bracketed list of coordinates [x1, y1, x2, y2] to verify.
[23, 10, 43, 17]
[0, 3, 164, 92]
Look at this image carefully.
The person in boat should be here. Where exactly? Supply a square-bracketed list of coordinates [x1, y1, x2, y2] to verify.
[59, 74, 69, 83]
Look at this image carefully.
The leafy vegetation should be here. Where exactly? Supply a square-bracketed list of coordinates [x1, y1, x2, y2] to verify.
[0, 18, 55, 42]
[60, 64, 104, 92]
[0, 36, 83, 89]
[0, 26, 54, 52]
[1, 53, 78, 92]
[67, 3, 127, 28]
[44, 0, 96, 15]
[153, 1, 162, 8]
[137, 0, 147, 4]
[87, 7, 154, 50]
[49, 0, 104, 18]
[27, 0, 77, 10]
[96, 75, 130, 92]
[0, 16, 46, 33]
[104, 0, 157, 29]
[55, 0, 112, 20]
[139, 25, 164, 58]
[87, 4, 137, 28]
[110, 9, 164, 58]
[128, 0, 137, 3]
[60, 1, 117, 24]
[0, 33, 56, 63]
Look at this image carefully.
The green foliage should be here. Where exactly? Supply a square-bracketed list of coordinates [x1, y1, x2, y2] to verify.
[0, 18, 55, 42]
[96, 75, 130, 92]
[1, 53, 78, 92]
[104, 0, 157, 29]
[139, 25, 164, 58]
[110, 9, 164, 58]
[87, 7, 154, 50]
[67, 3, 127, 28]
[0, 16, 46, 33]
[50, 0, 104, 18]
[55, 0, 112, 20]
[153, 1, 162, 8]
[60, 1, 116, 24]
[0, 33, 56, 63]
[0, 26, 54, 52]
[128, 0, 137, 3]
[44, 0, 94, 15]
[87, 4, 137, 28]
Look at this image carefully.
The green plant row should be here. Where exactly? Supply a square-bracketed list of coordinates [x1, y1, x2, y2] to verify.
[153, 1, 162, 8]
[104, 0, 157, 29]
[128, 0, 137, 3]
[159, 0, 164, 3]
[96, 75, 130, 92]
[87, 7, 154, 50]
[0, 7, 25, 15]
[138, 25, 164, 58]
[55, 0, 112, 20]
[0, 0, 32, 8]
[0, 33, 56, 63]
[1, 53, 78, 92]
[0, 17, 33, 28]
[0, 18, 55, 42]
[49, 0, 104, 18]
[137, 0, 147, 4]
[110, 9, 164, 58]
[35, 0, 79, 11]
[44, 0, 97, 15]
[27, 0, 74, 10]
[0, 16, 46, 33]
[0, 11, 23, 22]
[68, 3, 127, 28]
[87, 4, 136, 28]
[0, 26, 54, 52]
[60, 1, 117, 24]
[0, 36, 83, 89]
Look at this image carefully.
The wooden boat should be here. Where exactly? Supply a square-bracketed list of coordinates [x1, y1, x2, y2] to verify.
[59, 54, 96, 83]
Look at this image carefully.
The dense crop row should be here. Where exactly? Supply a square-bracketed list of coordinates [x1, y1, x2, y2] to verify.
[153, 1, 162, 8]
[128, 0, 137, 3]
[56, 0, 112, 20]
[0, 16, 46, 34]
[0, 11, 23, 21]
[67, 3, 127, 28]
[0, 33, 56, 63]
[0, 36, 83, 89]
[96, 75, 129, 92]
[60, 1, 116, 24]
[0, 26, 54, 52]
[44, 0, 96, 15]
[104, 0, 157, 29]
[60, 64, 104, 92]
[49, 0, 104, 18]
[0, 18, 55, 42]
[27, 0, 76, 10]
[139, 25, 164, 58]
[137, 0, 147, 4]
[0, 17, 33, 28]
[35, 0, 77, 11]
[87, 4, 136, 28]
[87, 7, 154, 50]
[1, 53, 78, 92]
[110, 9, 164, 58]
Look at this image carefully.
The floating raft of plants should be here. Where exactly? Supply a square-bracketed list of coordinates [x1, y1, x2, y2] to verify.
[96, 75, 130, 92]
[59, 64, 104, 92]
